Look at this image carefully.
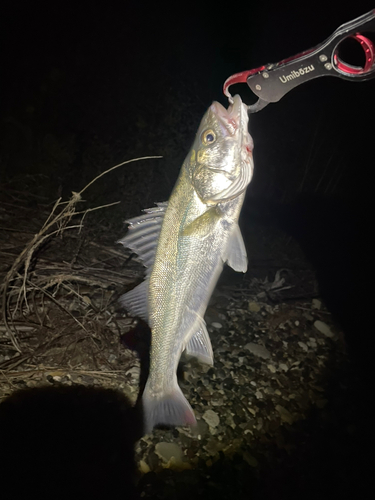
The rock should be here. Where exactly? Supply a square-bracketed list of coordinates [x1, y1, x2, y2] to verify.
[125, 366, 140, 377]
[139, 460, 150, 474]
[275, 405, 294, 424]
[303, 312, 314, 321]
[155, 442, 183, 463]
[298, 341, 308, 351]
[248, 301, 261, 312]
[202, 409, 220, 428]
[211, 322, 222, 329]
[314, 320, 334, 338]
[307, 337, 317, 348]
[244, 343, 271, 359]
[243, 451, 258, 467]
[204, 437, 224, 456]
[312, 299, 322, 310]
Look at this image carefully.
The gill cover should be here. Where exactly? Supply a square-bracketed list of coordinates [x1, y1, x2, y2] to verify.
[189, 95, 253, 204]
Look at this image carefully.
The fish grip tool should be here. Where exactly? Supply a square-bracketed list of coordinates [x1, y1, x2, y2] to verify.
[224, 9, 375, 112]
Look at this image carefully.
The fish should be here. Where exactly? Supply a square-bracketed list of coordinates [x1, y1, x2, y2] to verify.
[118, 94, 254, 433]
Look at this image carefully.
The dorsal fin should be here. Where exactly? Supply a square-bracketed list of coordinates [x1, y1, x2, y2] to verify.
[117, 202, 168, 273]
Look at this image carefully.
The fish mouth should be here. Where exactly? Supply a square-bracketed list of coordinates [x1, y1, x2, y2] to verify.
[210, 95, 244, 136]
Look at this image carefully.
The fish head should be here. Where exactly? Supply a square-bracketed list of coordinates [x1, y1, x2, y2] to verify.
[187, 94, 254, 204]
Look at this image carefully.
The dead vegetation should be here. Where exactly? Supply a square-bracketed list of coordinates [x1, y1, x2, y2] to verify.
[0, 157, 160, 400]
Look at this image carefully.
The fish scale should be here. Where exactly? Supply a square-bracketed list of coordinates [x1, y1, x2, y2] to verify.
[119, 95, 254, 433]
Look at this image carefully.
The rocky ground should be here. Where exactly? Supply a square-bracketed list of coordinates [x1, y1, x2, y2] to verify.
[0, 176, 369, 500]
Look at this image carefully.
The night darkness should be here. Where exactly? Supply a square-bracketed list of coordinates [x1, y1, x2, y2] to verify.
[2, 2, 374, 197]
[1, 2, 374, 207]
[1, 0, 374, 498]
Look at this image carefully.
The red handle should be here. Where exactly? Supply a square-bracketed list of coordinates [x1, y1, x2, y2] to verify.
[334, 34, 375, 74]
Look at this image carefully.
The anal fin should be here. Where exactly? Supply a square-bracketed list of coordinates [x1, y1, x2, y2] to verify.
[185, 317, 213, 365]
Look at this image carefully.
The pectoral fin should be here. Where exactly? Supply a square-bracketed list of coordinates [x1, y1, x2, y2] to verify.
[223, 225, 247, 272]
[182, 207, 220, 238]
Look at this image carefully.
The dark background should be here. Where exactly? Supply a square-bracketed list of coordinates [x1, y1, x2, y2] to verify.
[1, 0, 374, 202]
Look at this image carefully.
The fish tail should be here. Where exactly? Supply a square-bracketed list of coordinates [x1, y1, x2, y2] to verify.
[142, 381, 196, 434]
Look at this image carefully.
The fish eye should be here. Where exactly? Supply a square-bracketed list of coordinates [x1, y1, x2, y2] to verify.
[201, 129, 216, 145]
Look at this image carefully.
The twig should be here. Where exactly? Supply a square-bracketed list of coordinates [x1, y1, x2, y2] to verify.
[77, 201, 121, 232]
[0, 367, 125, 378]
[88, 241, 132, 258]
[79, 156, 162, 195]
[0, 369, 18, 389]
[1, 156, 161, 352]
[0, 325, 36, 332]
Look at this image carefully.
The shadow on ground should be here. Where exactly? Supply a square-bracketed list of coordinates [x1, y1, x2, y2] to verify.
[0, 385, 143, 500]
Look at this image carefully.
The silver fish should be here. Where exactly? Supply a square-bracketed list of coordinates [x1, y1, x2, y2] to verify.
[119, 95, 254, 433]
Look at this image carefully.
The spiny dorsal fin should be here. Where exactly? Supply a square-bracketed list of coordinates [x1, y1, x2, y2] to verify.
[117, 202, 167, 273]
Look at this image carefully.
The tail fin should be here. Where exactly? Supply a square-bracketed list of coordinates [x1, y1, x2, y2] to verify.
[142, 381, 196, 434]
